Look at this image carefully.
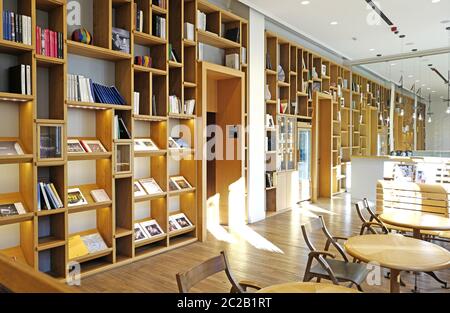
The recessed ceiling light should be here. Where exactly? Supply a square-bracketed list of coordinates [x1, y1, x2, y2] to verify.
[427, 87, 431, 90]
[390, 63, 396, 66]
[369, 48, 375, 51]
[416, 80, 420, 83]
[441, 96, 445, 99]
[408, 75, 414, 78]
[301, 1, 310, 5]
[432, 0, 441, 3]
[432, 90, 436, 93]
[441, 20, 450, 24]
[405, 42, 415, 46]
[422, 84, 426, 87]
[412, 49, 418, 52]
[330, 21, 338, 25]
[377, 54, 382, 57]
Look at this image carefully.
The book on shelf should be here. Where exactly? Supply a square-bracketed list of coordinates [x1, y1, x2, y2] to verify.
[9, 64, 31, 95]
[169, 176, 192, 191]
[67, 188, 88, 207]
[67, 74, 126, 105]
[152, 94, 157, 116]
[198, 42, 204, 61]
[112, 27, 130, 54]
[169, 44, 180, 63]
[278, 99, 288, 114]
[134, 223, 148, 242]
[2, 11, 31, 45]
[134, 55, 152, 67]
[172, 137, 190, 149]
[139, 178, 163, 195]
[184, 99, 196, 115]
[0, 141, 24, 156]
[152, 15, 166, 39]
[141, 219, 164, 238]
[81, 233, 108, 254]
[265, 172, 274, 188]
[168, 95, 182, 114]
[40, 126, 62, 159]
[114, 115, 132, 140]
[134, 138, 159, 152]
[134, 91, 140, 115]
[321, 64, 327, 77]
[38, 182, 63, 211]
[67, 139, 86, 153]
[169, 213, 193, 231]
[133, 181, 147, 197]
[241, 47, 247, 65]
[224, 27, 240, 43]
[0, 202, 26, 218]
[80, 140, 107, 153]
[197, 10, 207, 31]
[68, 235, 89, 260]
[265, 114, 275, 129]
[184, 22, 194, 41]
[266, 53, 273, 70]
[36, 26, 63, 59]
[135, 6, 144, 32]
[226, 53, 239, 70]
[90, 189, 110, 203]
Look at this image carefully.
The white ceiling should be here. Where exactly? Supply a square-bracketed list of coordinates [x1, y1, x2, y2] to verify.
[240, 0, 450, 105]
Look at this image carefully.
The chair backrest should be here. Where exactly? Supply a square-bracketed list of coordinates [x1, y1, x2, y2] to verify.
[176, 251, 243, 293]
[355, 201, 370, 224]
[301, 219, 322, 253]
[318, 216, 348, 262]
[363, 198, 389, 234]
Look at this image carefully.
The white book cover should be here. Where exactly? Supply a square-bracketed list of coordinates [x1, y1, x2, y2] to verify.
[184, 22, 194, 40]
[170, 213, 193, 229]
[139, 178, 163, 195]
[226, 54, 239, 70]
[81, 233, 108, 254]
[19, 64, 26, 95]
[134, 223, 149, 242]
[40, 182, 52, 210]
[87, 78, 94, 103]
[140, 219, 165, 238]
[90, 189, 110, 203]
[134, 138, 159, 151]
[67, 188, 88, 207]
[133, 181, 146, 197]
[26, 65, 31, 95]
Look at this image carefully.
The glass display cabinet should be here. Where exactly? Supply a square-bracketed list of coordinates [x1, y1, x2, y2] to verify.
[277, 116, 296, 171]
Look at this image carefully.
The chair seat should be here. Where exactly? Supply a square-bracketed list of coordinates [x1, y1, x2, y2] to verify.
[385, 223, 411, 233]
[310, 259, 370, 285]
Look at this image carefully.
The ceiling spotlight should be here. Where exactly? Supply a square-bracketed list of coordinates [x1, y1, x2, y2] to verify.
[301, 1, 310, 4]
[412, 49, 418, 52]
[447, 106, 450, 114]
[330, 21, 338, 25]
[391, 63, 396, 66]
[441, 20, 450, 24]
[432, 90, 436, 93]
[369, 48, 375, 51]
[416, 80, 420, 83]
[408, 75, 414, 78]
[399, 35, 406, 38]
[422, 84, 426, 87]
[432, 0, 441, 3]
[405, 42, 415, 46]
[428, 115, 432, 123]
[418, 113, 423, 121]
[377, 54, 382, 57]
[427, 87, 431, 90]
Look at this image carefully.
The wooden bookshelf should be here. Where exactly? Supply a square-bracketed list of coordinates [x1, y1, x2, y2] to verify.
[0, 0, 249, 281]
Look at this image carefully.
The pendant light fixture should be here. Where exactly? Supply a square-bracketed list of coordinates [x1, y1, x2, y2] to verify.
[427, 94, 433, 123]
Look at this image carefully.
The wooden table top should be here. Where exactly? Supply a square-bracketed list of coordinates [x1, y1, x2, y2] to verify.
[380, 210, 450, 231]
[344, 234, 450, 272]
[256, 282, 360, 293]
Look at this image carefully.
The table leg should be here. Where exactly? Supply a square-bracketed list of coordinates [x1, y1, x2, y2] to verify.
[425, 271, 448, 289]
[390, 269, 401, 293]
[412, 229, 421, 239]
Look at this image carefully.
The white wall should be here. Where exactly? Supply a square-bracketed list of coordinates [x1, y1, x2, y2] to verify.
[426, 103, 450, 151]
[247, 8, 266, 223]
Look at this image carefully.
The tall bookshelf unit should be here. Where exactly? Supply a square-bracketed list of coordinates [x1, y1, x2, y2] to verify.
[0, 0, 248, 280]
[264, 30, 401, 212]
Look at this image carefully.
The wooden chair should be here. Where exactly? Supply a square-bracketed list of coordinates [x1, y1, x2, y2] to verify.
[301, 216, 370, 291]
[355, 201, 388, 235]
[176, 251, 262, 293]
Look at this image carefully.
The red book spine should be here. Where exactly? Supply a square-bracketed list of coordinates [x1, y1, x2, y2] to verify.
[45, 29, 49, 57]
[50, 31, 54, 57]
[36, 26, 40, 55]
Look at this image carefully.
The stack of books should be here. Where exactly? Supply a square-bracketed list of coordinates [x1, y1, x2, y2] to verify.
[135, 7, 144, 32]
[152, 16, 166, 39]
[169, 96, 195, 115]
[9, 64, 31, 95]
[36, 26, 64, 59]
[197, 10, 207, 31]
[67, 74, 126, 105]
[2, 11, 32, 45]
[134, 91, 140, 115]
[114, 115, 131, 139]
[38, 182, 64, 211]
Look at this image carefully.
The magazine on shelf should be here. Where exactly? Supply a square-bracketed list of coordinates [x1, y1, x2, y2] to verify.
[112, 27, 130, 54]
[90, 189, 110, 203]
[68, 235, 89, 260]
[0, 141, 24, 156]
[134, 138, 159, 152]
[134, 223, 149, 242]
[0, 202, 26, 217]
[81, 233, 108, 254]
[139, 178, 163, 195]
[133, 181, 147, 197]
[169, 213, 193, 230]
[67, 139, 86, 153]
[169, 176, 192, 190]
[168, 137, 180, 149]
[169, 219, 180, 232]
[140, 219, 164, 238]
[80, 140, 107, 153]
[67, 188, 88, 207]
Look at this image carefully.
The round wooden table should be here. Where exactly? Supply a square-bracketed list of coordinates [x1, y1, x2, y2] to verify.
[379, 210, 450, 239]
[256, 282, 360, 293]
[344, 234, 450, 293]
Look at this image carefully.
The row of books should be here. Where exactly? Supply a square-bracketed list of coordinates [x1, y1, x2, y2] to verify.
[184, 22, 194, 41]
[37, 182, 63, 211]
[68, 188, 110, 207]
[114, 114, 131, 140]
[67, 139, 107, 154]
[134, 55, 152, 67]
[9, 64, 31, 95]
[2, 11, 31, 45]
[133, 92, 140, 115]
[169, 96, 196, 115]
[134, 136, 190, 152]
[69, 233, 108, 260]
[40, 125, 62, 159]
[36, 26, 64, 59]
[67, 74, 126, 105]
[153, 15, 166, 39]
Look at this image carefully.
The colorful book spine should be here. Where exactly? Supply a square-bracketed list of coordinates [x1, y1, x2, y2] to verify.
[2, 11, 31, 44]
[35, 26, 63, 59]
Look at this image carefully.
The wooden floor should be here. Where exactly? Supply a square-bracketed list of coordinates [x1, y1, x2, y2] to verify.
[80, 194, 450, 293]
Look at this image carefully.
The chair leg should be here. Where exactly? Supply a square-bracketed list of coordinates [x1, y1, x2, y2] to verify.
[316, 277, 321, 283]
[356, 284, 363, 292]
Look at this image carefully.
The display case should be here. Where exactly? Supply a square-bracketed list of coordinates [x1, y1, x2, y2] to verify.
[277, 116, 296, 171]
[38, 124, 64, 161]
[115, 143, 132, 174]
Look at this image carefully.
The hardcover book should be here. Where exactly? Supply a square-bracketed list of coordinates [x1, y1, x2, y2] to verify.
[170, 176, 192, 190]
[169, 213, 193, 229]
[134, 223, 148, 242]
[133, 181, 147, 197]
[140, 219, 164, 237]
[0, 141, 24, 155]
[67, 188, 88, 207]
[134, 138, 159, 151]
[68, 235, 89, 260]
[81, 233, 108, 254]
[80, 140, 107, 153]
[112, 27, 130, 53]
[139, 178, 163, 195]
[0, 202, 26, 217]
[67, 139, 86, 153]
[90, 189, 110, 203]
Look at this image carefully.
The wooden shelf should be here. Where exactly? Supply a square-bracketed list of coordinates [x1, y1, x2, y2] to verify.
[134, 192, 167, 203]
[134, 150, 167, 157]
[66, 101, 132, 111]
[168, 187, 196, 196]
[183, 81, 197, 88]
[0, 39, 33, 54]
[197, 30, 240, 49]
[183, 39, 196, 47]
[133, 114, 167, 122]
[67, 184, 112, 214]
[69, 247, 113, 264]
[37, 236, 66, 252]
[0, 154, 33, 165]
[133, 31, 167, 46]
[0, 92, 33, 102]
[67, 40, 132, 61]
[0, 212, 34, 227]
[135, 233, 167, 248]
[169, 225, 196, 238]
[115, 227, 133, 239]
[35, 54, 65, 67]
[133, 65, 167, 76]
[68, 152, 112, 161]
[168, 113, 196, 120]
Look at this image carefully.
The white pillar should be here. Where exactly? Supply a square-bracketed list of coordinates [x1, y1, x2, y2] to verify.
[389, 82, 396, 151]
[247, 8, 266, 223]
